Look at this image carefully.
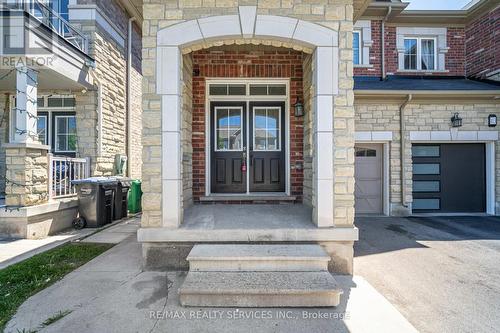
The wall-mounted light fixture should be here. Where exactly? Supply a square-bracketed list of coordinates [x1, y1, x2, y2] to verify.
[451, 113, 462, 128]
[294, 98, 304, 117]
[488, 114, 497, 127]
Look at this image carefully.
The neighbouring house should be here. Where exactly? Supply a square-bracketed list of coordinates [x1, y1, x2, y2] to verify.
[138, 0, 500, 278]
[0, 0, 142, 239]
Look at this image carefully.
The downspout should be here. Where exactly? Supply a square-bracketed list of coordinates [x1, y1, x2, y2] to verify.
[126, 17, 136, 177]
[399, 94, 412, 209]
[381, 6, 392, 80]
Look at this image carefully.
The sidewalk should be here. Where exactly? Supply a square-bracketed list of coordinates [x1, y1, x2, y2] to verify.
[0, 216, 140, 270]
[6, 230, 417, 333]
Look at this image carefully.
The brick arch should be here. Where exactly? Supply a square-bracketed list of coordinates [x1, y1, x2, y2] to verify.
[156, 6, 339, 228]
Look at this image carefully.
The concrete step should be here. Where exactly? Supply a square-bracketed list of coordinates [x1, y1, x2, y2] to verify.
[187, 244, 330, 272]
[179, 271, 343, 307]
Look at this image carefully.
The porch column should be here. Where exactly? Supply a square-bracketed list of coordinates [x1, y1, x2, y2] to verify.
[3, 66, 50, 207]
[159, 46, 183, 228]
[312, 47, 337, 227]
[14, 66, 38, 143]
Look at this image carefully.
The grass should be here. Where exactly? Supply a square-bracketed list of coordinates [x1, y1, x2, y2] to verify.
[0, 242, 114, 331]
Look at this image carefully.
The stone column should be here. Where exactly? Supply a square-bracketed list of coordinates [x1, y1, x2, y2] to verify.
[3, 66, 50, 207]
[312, 47, 338, 228]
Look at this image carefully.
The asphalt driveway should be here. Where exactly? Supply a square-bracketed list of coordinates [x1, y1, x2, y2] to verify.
[355, 215, 500, 333]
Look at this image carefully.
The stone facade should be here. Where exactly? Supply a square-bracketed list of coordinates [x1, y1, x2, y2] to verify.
[141, 0, 356, 229]
[354, 101, 500, 215]
[0, 93, 8, 195]
[4, 146, 49, 207]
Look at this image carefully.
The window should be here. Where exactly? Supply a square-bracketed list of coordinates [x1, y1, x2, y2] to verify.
[215, 108, 242, 151]
[413, 198, 440, 210]
[55, 116, 77, 152]
[413, 181, 440, 193]
[353, 31, 361, 65]
[412, 146, 440, 157]
[413, 163, 440, 175]
[355, 147, 376, 157]
[253, 107, 281, 151]
[249, 84, 286, 96]
[37, 115, 48, 145]
[209, 84, 246, 96]
[403, 37, 436, 71]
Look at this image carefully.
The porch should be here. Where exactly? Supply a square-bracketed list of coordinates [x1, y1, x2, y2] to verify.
[138, 204, 358, 243]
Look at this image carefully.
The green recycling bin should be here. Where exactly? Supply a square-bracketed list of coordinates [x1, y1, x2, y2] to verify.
[128, 179, 142, 214]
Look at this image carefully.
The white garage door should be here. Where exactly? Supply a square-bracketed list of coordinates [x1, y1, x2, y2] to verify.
[355, 144, 383, 214]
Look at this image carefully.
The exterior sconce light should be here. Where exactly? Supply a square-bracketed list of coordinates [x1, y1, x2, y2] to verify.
[294, 98, 304, 117]
[451, 113, 462, 128]
[488, 114, 497, 127]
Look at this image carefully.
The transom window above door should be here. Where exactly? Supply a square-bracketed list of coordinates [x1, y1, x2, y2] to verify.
[215, 107, 243, 151]
[208, 83, 287, 97]
[253, 107, 281, 151]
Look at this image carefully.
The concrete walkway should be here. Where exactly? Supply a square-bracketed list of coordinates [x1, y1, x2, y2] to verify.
[6, 233, 417, 333]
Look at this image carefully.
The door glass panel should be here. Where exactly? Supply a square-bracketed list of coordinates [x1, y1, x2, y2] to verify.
[215, 108, 242, 151]
[413, 198, 440, 210]
[412, 146, 440, 157]
[253, 108, 281, 151]
[37, 116, 47, 145]
[413, 163, 440, 175]
[355, 147, 377, 157]
[413, 181, 440, 192]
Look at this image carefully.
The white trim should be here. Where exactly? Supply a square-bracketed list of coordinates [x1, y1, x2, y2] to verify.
[409, 130, 499, 142]
[383, 142, 390, 216]
[355, 131, 393, 142]
[213, 106, 244, 152]
[485, 142, 496, 215]
[205, 78, 290, 197]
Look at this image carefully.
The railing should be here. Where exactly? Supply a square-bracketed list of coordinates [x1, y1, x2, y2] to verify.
[1, 0, 89, 54]
[48, 154, 90, 199]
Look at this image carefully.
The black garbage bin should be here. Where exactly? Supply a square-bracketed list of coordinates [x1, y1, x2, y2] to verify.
[110, 177, 132, 220]
[72, 177, 118, 228]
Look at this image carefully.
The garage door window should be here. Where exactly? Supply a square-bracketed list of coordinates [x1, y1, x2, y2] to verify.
[412, 146, 440, 157]
[413, 163, 440, 175]
[413, 181, 440, 192]
[413, 198, 440, 210]
[355, 147, 377, 157]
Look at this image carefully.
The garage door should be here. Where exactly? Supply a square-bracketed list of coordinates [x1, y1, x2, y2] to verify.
[412, 144, 486, 213]
[355, 144, 383, 214]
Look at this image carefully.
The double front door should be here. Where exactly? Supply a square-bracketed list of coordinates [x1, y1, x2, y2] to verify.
[210, 101, 285, 193]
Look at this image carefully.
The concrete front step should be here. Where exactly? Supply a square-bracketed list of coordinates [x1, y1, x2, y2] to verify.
[187, 244, 330, 272]
[179, 271, 343, 307]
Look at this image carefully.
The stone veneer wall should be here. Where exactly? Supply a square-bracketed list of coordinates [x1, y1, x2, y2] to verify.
[0, 93, 8, 195]
[4, 147, 48, 207]
[142, 0, 356, 228]
[354, 102, 500, 215]
[182, 54, 194, 207]
[302, 53, 313, 207]
[190, 46, 304, 201]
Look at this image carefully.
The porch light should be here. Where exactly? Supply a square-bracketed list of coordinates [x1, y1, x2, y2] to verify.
[488, 114, 497, 127]
[451, 113, 462, 128]
[294, 98, 304, 117]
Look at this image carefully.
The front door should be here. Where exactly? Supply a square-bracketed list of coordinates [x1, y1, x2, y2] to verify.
[210, 102, 246, 193]
[210, 101, 286, 193]
[249, 102, 286, 192]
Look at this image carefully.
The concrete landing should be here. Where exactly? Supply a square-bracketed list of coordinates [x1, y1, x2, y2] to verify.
[179, 271, 343, 307]
[188, 244, 330, 272]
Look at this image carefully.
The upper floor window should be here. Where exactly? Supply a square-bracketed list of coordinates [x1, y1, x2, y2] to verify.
[404, 37, 436, 71]
[353, 31, 361, 65]
[49, 0, 69, 20]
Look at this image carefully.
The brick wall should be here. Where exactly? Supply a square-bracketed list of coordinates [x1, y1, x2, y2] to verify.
[356, 21, 466, 77]
[190, 46, 305, 201]
[354, 20, 382, 76]
[466, 6, 500, 80]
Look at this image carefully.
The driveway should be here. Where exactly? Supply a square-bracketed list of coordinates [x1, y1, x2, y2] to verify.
[355, 215, 500, 333]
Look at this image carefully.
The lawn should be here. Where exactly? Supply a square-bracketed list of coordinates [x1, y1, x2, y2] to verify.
[0, 242, 114, 330]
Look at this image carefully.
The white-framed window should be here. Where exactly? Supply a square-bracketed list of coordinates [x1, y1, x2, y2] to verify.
[253, 107, 281, 151]
[37, 115, 48, 145]
[54, 115, 77, 153]
[353, 30, 361, 65]
[214, 107, 243, 151]
[403, 37, 437, 71]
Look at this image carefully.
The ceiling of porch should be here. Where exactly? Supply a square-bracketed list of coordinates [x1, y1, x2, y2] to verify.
[0, 68, 89, 91]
